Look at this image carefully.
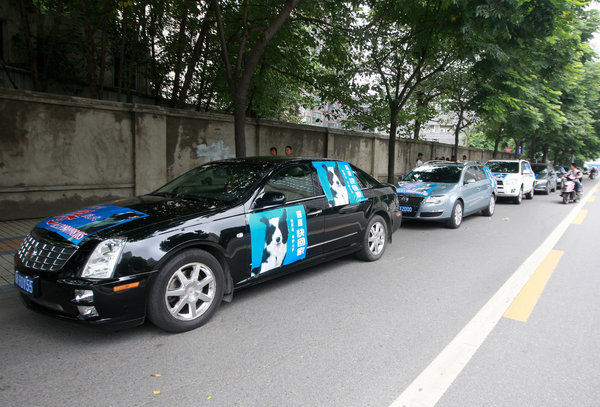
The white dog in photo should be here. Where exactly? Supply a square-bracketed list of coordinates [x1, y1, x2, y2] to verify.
[324, 164, 349, 206]
[259, 211, 288, 274]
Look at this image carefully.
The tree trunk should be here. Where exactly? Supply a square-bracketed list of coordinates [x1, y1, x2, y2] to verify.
[234, 93, 247, 157]
[453, 108, 464, 161]
[387, 105, 399, 183]
[413, 120, 422, 140]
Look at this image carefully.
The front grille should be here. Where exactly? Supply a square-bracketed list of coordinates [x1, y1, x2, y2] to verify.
[397, 195, 426, 206]
[398, 195, 425, 218]
[496, 180, 503, 185]
[17, 234, 77, 272]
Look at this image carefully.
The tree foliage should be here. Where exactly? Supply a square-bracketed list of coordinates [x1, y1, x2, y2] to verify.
[4, 0, 600, 169]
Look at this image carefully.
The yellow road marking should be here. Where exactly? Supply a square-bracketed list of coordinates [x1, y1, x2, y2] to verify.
[588, 195, 596, 202]
[572, 209, 588, 224]
[504, 250, 564, 322]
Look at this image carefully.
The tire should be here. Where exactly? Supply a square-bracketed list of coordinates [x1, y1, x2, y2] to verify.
[513, 187, 523, 204]
[356, 215, 387, 261]
[446, 200, 464, 229]
[147, 249, 224, 333]
[482, 194, 496, 216]
[525, 187, 534, 199]
[562, 193, 568, 204]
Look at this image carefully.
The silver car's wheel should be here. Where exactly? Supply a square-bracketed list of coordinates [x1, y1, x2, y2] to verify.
[482, 194, 495, 216]
[148, 249, 224, 332]
[356, 215, 387, 261]
[446, 201, 463, 229]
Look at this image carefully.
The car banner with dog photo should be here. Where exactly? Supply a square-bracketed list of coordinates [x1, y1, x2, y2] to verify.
[248, 205, 308, 276]
[312, 161, 366, 207]
[36, 205, 149, 245]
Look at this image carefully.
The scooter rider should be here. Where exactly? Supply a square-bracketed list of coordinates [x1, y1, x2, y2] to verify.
[567, 163, 583, 196]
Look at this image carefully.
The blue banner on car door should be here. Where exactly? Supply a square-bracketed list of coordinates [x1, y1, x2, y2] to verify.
[312, 161, 366, 207]
[36, 205, 148, 245]
[249, 205, 307, 276]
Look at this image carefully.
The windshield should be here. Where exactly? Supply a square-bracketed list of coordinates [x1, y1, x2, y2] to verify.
[403, 165, 462, 183]
[487, 161, 519, 173]
[153, 162, 270, 203]
[531, 164, 548, 175]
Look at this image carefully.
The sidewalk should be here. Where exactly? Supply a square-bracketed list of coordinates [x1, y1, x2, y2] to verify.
[0, 219, 43, 291]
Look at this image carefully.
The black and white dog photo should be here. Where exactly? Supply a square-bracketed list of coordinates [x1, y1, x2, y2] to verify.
[324, 163, 349, 206]
[258, 210, 289, 274]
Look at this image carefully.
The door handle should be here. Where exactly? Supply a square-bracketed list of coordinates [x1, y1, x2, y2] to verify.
[307, 209, 322, 217]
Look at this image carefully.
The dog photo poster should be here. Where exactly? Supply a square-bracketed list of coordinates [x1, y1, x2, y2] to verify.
[248, 205, 308, 276]
[312, 161, 366, 207]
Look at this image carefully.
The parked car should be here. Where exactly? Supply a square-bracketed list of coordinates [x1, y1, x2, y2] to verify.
[14, 157, 401, 332]
[485, 159, 535, 204]
[531, 163, 557, 194]
[554, 166, 568, 189]
[396, 161, 497, 229]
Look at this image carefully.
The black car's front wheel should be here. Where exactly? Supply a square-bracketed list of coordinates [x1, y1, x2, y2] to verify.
[356, 215, 387, 261]
[147, 249, 224, 333]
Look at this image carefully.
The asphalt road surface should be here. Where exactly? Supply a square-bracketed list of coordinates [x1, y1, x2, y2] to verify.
[1, 177, 598, 407]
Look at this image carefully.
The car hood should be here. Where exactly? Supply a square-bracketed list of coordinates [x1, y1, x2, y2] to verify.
[396, 182, 456, 196]
[491, 172, 518, 179]
[32, 195, 232, 246]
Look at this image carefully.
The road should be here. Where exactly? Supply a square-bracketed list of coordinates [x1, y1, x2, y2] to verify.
[0, 177, 598, 407]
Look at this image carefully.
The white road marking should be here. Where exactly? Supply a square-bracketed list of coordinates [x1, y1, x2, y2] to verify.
[390, 192, 593, 407]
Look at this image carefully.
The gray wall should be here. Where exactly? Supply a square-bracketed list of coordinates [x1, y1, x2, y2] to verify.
[0, 88, 511, 220]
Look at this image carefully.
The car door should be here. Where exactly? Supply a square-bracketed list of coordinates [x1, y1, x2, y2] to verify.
[522, 161, 535, 192]
[461, 166, 481, 213]
[247, 163, 326, 278]
[313, 161, 369, 255]
[473, 165, 492, 210]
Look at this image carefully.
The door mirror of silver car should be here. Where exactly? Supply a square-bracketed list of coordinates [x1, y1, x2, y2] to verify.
[464, 178, 476, 185]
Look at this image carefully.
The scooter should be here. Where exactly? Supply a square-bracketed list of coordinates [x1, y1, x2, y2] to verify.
[560, 174, 582, 204]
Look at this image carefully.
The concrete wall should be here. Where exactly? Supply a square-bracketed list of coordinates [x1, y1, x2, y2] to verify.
[0, 88, 512, 220]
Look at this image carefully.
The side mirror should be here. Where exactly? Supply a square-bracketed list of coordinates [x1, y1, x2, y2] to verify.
[464, 178, 476, 185]
[522, 169, 530, 175]
[255, 191, 286, 208]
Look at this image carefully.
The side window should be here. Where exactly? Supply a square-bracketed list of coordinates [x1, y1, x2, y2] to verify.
[464, 167, 478, 183]
[263, 165, 317, 202]
[472, 166, 487, 181]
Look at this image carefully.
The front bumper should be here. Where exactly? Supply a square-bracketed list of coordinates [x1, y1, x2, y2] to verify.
[397, 195, 451, 222]
[14, 268, 155, 330]
[496, 184, 520, 197]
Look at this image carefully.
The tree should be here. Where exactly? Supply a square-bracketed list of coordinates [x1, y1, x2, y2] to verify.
[213, 0, 301, 157]
[350, 0, 457, 182]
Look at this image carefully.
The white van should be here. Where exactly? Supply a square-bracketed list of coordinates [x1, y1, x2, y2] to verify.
[485, 159, 535, 204]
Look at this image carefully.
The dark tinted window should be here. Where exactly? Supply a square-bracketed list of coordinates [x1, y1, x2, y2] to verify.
[153, 162, 269, 203]
[532, 164, 549, 175]
[404, 165, 463, 183]
[263, 164, 316, 201]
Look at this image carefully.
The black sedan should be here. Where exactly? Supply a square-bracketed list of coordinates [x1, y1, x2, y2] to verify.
[14, 158, 401, 332]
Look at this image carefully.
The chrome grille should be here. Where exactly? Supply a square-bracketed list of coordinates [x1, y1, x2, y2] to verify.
[17, 235, 77, 272]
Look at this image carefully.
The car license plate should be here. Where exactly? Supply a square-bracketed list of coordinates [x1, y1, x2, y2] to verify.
[15, 272, 34, 294]
[399, 205, 413, 213]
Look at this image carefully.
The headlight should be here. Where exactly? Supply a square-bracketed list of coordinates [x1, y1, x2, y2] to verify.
[81, 238, 126, 279]
[425, 195, 447, 205]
